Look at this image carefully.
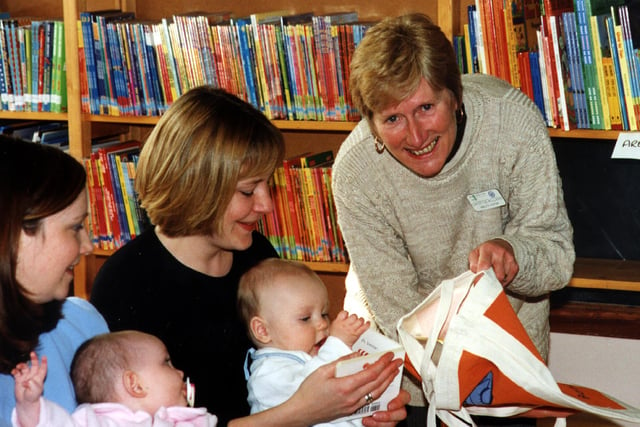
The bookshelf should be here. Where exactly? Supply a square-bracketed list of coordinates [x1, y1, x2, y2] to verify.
[2, 0, 639, 308]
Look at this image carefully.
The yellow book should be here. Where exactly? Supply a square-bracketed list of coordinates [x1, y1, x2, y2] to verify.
[463, 24, 474, 74]
[589, 15, 612, 129]
[612, 20, 638, 130]
[167, 19, 190, 93]
[114, 155, 136, 240]
[502, 3, 520, 89]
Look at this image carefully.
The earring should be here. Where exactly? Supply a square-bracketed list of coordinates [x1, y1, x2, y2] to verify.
[374, 136, 385, 153]
[456, 105, 465, 124]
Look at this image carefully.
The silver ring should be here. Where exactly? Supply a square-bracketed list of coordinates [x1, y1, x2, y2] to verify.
[364, 392, 374, 404]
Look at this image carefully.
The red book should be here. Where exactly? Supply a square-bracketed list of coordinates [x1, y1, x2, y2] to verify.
[282, 152, 311, 261]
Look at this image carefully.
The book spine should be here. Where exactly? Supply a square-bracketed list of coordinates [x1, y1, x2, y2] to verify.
[618, 5, 640, 131]
[116, 22, 138, 116]
[606, 14, 630, 129]
[122, 23, 143, 116]
[105, 21, 128, 115]
[79, 13, 100, 114]
[160, 18, 181, 101]
[21, 25, 30, 111]
[593, 14, 622, 130]
[114, 154, 136, 241]
[41, 21, 54, 112]
[142, 24, 164, 114]
[97, 148, 122, 248]
[151, 24, 173, 109]
[574, 0, 604, 129]
[50, 20, 62, 113]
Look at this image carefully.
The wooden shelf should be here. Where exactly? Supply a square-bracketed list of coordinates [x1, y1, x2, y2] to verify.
[570, 258, 640, 292]
[0, 111, 69, 120]
[87, 251, 640, 291]
[548, 128, 621, 140]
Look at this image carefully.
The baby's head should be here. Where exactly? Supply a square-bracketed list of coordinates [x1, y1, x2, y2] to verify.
[71, 331, 189, 414]
[238, 258, 331, 356]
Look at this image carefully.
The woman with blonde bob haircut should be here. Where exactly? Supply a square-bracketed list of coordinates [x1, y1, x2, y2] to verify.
[136, 85, 285, 237]
[91, 86, 409, 427]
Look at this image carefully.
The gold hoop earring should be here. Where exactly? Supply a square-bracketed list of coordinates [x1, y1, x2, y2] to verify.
[374, 136, 385, 154]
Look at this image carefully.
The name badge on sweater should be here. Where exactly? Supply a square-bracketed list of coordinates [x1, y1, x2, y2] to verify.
[467, 189, 506, 211]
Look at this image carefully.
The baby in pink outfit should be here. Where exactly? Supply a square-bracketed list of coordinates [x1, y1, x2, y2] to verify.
[12, 330, 217, 427]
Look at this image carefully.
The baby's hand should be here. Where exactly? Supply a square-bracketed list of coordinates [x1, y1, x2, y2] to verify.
[12, 352, 47, 404]
[330, 311, 370, 347]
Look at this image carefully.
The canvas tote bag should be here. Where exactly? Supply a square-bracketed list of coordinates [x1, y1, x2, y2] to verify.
[397, 268, 640, 427]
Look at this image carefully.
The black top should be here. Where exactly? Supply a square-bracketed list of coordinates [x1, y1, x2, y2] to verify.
[90, 229, 278, 426]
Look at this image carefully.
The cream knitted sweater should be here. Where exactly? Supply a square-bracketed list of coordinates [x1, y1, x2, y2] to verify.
[332, 73, 575, 405]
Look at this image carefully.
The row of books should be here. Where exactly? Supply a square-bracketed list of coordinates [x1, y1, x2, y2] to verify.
[78, 9, 373, 121]
[256, 150, 348, 263]
[84, 139, 150, 250]
[459, 0, 640, 131]
[0, 120, 69, 146]
[0, 17, 67, 112]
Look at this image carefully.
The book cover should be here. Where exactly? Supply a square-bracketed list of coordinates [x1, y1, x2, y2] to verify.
[529, 50, 548, 120]
[6, 19, 24, 111]
[40, 20, 54, 112]
[117, 22, 141, 116]
[562, 12, 589, 128]
[550, 15, 574, 130]
[467, 5, 480, 73]
[573, 0, 605, 129]
[610, 8, 637, 130]
[230, 17, 259, 109]
[20, 24, 31, 111]
[592, 13, 623, 129]
[91, 152, 115, 249]
[617, 5, 640, 131]
[250, 10, 290, 119]
[606, 13, 630, 129]
[114, 154, 137, 240]
[142, 23, 165, 114]
[121, 22, 144, 116]
[536, 28, 555, 126]
[164, 18, 189, 97]
[282, 152, 312, 261]
[86, 156, 108, 248]
[84, 157, 103, 247]
[158, 18, 181, 103]
[334, 329, 405, 421]
[79, 12, 100, 114]
[76, 20, 90, 114]
[50, 20, 64, 113]
[0, 20, 15, 111]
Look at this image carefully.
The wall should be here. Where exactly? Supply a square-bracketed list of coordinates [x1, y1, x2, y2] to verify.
[544, 332, 640, 427]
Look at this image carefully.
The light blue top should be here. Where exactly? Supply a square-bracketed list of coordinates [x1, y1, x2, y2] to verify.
[0, 297, 109, 427]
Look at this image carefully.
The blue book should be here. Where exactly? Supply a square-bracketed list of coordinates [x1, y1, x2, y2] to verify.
[605, 14, 629, 129]
[232, 17, 260, 109]
[79, 12, 100, 114]
[467, 5, 479, 73]
[563, 12, 589, 128]
[573, 0, 604, 129]
[6, 20, 23, 111]
[529, 51, 547, 118]
[121, 22, 143, 116]
[0, 20, 14, 110]
[142, 23, 165, 114]
[106, 152, 130, 244]
[88, 10, 135, 115]
[105, 21, 129, 115]
[617, 5, 640, 130]
[130, 23, 152, 115]
[40, 20, 54, 112]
